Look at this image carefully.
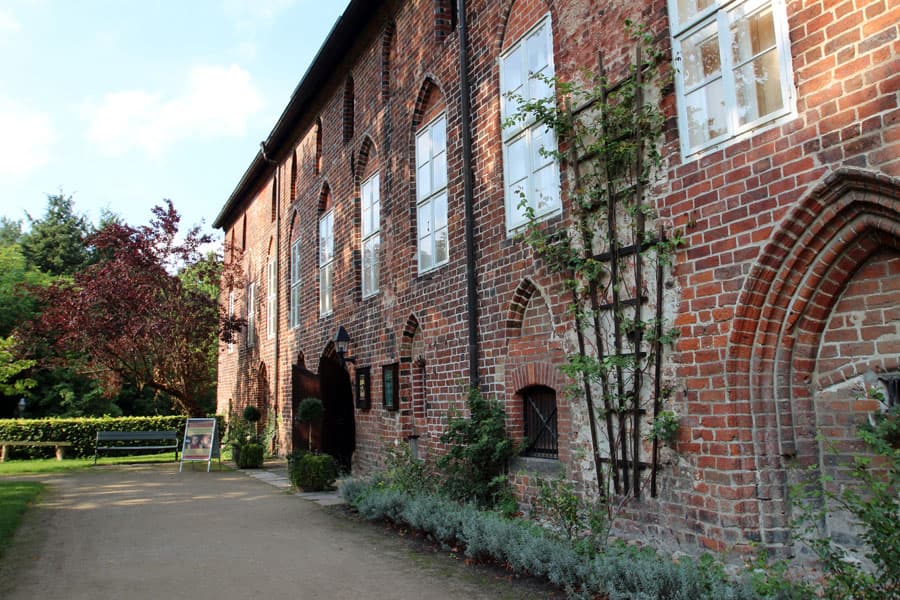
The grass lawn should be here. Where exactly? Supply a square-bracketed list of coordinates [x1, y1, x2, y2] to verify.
[0, 453, 181, 476]
[0, 481, 44, 559]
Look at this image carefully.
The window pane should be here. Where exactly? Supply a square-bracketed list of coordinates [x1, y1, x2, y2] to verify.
[432, 150, 447, 192]
[731, 4, 776, 65]
[291, 240, 301, 283]
[416, 132, 430, 168]
[432, 117, 446, 155]
[676, 0, 713, 26]
[682, 23, 721, 88]
[418, 233, 433, 271]
[320, 264, 332, 314]
[290, 285, 300, 327]
[501, 45, 524, 97]
[501, 45, 525, 121]
[507, 135, 529, 185]
[371, 235, 380, 290]
[363, 236, 379, 295]
[530, 125, 555, 168]
[418, 163, 431, 200]
[419, 201, 432, 237]
[734, 49, 783, 125]
[527, 23, 553, 101]
[372, 193, 380, 234]
[533, 162, 559, 213]
[433, 192, 448, 231]
[685, 78, 726, 147]
[434, 227, 448, 264]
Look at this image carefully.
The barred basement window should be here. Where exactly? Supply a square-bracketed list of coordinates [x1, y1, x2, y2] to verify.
[522, 385, 558, 459]
[880, 374, 900, 408]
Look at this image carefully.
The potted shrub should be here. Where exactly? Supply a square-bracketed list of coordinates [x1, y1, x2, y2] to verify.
[289, 452, 339, 491]
[237, 442, 265, 469]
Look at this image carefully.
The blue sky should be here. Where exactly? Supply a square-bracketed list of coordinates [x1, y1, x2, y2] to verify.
[0, 0, 348, 238]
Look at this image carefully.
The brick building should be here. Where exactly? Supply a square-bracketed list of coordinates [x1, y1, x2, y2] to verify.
[214, 0, 899, 554]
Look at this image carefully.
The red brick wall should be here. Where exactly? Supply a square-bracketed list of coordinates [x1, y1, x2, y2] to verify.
[215, 0, 900, 556]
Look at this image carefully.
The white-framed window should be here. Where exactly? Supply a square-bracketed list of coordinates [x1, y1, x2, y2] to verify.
[266, 258, 277, 339]
[416, 114, 449, 273]
[669, 0, 795, 159]
[289, 238, 301, 329]
[361, 173, 380, 297]
[319, 210, 334, 316]
[246, 282, 256, 347]
[500, 13, 560, 233]
[227, 290, 235, 353]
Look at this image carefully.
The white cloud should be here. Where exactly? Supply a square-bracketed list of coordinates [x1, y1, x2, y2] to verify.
[84, 64, 264, 157]
[0, 9, 22, 33]
[0, 98, 56, 177]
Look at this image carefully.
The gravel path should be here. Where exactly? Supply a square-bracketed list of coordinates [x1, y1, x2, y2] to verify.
[0, 464, 556, 599]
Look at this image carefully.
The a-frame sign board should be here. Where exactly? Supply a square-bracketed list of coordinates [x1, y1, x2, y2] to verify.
[180, 418, 219, 472]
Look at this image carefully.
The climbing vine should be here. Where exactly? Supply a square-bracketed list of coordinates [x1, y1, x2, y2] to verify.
[505, 23, 683, 498]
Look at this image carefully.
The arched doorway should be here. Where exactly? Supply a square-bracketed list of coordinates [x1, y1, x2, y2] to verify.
[318, 344, 355, 470]
[291, 352, 321, 452]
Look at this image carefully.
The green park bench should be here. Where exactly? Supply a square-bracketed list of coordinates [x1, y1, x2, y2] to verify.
[94, 430, 179, 464]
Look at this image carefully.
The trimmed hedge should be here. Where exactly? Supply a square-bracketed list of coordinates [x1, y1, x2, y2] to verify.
[290, 452, 339, 491]
[0, 415, 225, 459]
[237, 443, 264, 468]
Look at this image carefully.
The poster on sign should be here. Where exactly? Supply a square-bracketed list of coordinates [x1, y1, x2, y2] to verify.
[180, 418, 217, 472]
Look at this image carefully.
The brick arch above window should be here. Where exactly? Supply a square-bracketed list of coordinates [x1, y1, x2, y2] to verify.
[498, 0, 554, 52]
[509, 361, 564, 394]
[318, 182, 332, 213]
[355, 135, 379, 188]
[411, 76, 447, 132]
[505, 278, 557, 339]
[400, 313, 422, 361]
[505, 278, 537, 333]
[287, 209, 300, 242]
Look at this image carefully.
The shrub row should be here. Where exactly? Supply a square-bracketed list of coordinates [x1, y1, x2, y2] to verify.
[0, 415, 225, 459]
[339, 482, 806, 600]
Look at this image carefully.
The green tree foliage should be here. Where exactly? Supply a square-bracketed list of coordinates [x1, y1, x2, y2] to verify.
[0, 217, 22, 247]
[0, 244, 53, 337]
[0, 336, 36, 397]
[20, 193, 95, 276]
[794, 404, 900, 599]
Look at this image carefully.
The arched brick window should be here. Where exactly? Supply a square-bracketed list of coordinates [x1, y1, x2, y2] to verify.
[521, 385, 558, 458]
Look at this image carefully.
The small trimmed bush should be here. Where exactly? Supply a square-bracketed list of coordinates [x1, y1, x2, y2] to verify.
[242, 405, 261, 423]
[290, 452, 338, 491]
[237, 443, 264, 468]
